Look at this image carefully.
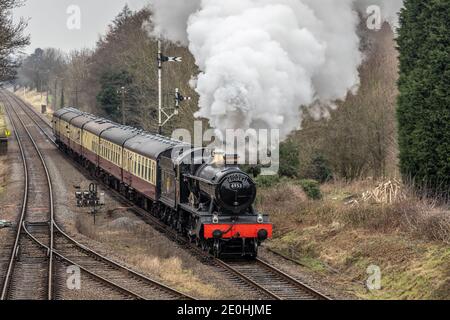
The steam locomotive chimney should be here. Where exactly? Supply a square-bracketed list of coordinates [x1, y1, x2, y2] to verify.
[212, 149, 225, 167]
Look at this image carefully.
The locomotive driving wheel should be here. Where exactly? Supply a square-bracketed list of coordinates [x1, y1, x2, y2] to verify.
[213, 240, 221, 258]
[201, 239, 209, 252]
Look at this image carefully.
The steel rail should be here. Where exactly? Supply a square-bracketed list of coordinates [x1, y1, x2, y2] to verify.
[21, 222, 147, 300]
[255, 258, 331, 300]
[9, 90, 331, 300]
[0, 91, 54, 300]
[4, 90, 195, 300]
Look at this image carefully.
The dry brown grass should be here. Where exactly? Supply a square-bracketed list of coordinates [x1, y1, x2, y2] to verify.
[16, 89, 54, 121]
[74, 213, 235, 299]
[257, 179, 450, 299]
[0, 159, 5, 193]
[258, 180, 450, 244]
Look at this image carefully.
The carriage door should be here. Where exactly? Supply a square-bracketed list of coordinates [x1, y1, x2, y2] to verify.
[159, 157, 176, 208]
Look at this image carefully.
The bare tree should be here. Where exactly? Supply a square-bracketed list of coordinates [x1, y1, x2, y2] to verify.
[64, 49, 92, 110]
[294, 23, 399, 181]
[0, 0, 29, 81]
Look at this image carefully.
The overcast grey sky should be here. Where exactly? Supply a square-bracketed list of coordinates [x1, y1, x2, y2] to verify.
[13, 0, 149, 53]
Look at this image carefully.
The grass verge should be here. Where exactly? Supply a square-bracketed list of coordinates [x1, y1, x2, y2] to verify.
[257, 179, 450, 299]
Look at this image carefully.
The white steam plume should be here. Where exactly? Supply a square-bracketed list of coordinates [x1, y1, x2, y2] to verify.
[147, 0, 403, 145]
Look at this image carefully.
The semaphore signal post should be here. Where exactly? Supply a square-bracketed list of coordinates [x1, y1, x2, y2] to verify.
[157, 40, 190, 134]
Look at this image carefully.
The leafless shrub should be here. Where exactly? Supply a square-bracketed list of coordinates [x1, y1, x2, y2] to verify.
[258, 179, 450, 244]
[398, 202, 450, 245]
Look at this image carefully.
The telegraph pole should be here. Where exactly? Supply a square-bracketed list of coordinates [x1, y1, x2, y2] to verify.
[53, 78, 58, 111]
[120, 86, 126, 125]
[75, 85, 79, 108]
[116, 86, 127, 125]
[46, 84, 49, 107]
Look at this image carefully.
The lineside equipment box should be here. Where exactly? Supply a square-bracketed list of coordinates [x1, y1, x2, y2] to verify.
[0, 104, 9, 155]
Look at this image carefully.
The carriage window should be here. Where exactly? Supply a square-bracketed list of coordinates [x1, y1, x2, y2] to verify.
[136, 156, 138, 175]
[129, 153, 132, 171]
[150, 161, 153, 182]
[138, 156, 142, 177]
[149, 161, 152, 183]
[145, 159, 149, 181]
[142, 158, 147, 180]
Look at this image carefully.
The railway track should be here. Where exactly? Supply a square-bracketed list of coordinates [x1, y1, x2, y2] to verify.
[5, 90, 331, 300]
[0, 90, 193, 300]
[0, 92, 54, 300]
[222, 259, 327, 300]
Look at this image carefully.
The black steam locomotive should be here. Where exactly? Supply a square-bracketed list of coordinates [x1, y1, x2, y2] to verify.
[53, 108, 272, 257]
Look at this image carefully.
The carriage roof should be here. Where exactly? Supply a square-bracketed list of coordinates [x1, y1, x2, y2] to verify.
[53, 107, 74, 118]
[123, 132, 189, 160]
[83, 118, 117, 136]
[70, 113, 97, 128]
[101, 126, 142, 146]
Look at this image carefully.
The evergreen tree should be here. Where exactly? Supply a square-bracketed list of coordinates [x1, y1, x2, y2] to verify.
[279, 140, 300, 178]
[397, 0, 450, 194]
[96, 70, 138, 124]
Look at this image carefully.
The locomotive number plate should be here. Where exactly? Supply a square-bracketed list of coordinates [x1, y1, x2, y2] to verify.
[225, 174, 249, 191]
